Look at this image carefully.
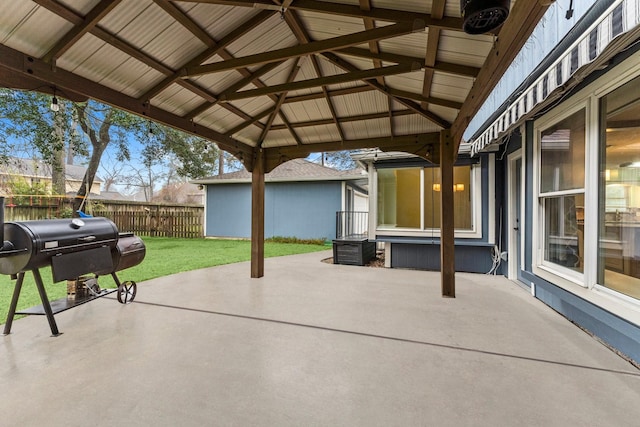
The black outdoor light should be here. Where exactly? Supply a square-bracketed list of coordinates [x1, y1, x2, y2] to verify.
[461, 0, 511, 35]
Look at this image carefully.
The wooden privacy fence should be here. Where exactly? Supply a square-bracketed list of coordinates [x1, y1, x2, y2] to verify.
[93, 206, 203, 238]
[2, 196, 204, 238]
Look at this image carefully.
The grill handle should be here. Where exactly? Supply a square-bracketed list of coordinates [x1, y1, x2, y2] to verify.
[78, 235, 97, 242]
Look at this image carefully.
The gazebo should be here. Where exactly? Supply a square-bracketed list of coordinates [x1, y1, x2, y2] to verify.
[0, 1, 552, 296]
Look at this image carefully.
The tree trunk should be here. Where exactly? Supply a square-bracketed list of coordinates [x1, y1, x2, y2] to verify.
[73, 105, 112, 213]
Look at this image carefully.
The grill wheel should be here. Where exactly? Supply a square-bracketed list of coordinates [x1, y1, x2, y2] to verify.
[117, 280, 137, 304]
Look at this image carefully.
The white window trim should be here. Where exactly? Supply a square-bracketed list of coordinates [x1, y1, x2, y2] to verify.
[532, 100, 589, 287]
[372, 163, 483, 239]
[526, 49, 640, 316]
[507, 147, 523, 281]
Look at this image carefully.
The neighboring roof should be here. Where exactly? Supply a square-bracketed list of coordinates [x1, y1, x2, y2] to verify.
[0, 1, 552, 169]
[0, 156, 103, 182]
[94, 190, 129, 201]
[192, 158, 366, 184]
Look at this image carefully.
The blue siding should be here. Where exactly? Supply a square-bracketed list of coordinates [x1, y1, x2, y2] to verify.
[523, 271, 640, 364]
[391, 243, 494, 273]
[266, 182, 342, 240]
[205, 185, 252, 238]
[205, 181, 342, 240]
[494, 121, 640, 365]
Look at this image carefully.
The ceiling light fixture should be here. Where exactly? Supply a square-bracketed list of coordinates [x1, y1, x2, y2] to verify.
[50, 88, 59, 112]
[460, 0, 510, 35]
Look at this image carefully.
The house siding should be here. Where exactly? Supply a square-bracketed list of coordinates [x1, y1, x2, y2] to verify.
[205, 185, 252, 238]
[391, 243, 494, 273]
[493, 50, 640, 365]
[205, 181, 343, 241]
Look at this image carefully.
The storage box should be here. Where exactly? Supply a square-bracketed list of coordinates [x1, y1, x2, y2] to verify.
[332, 239, 376, 266]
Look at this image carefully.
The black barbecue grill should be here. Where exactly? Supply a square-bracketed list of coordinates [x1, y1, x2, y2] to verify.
[0, 197, 145, 336]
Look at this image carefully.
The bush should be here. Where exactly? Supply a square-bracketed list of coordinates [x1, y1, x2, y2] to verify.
[266, 236, 326, 246]
[6, 177, 50, 205]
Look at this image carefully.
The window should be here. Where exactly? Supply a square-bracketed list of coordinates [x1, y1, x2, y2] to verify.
[598, 76, 640, 300]
[377, 164, 475, 233]
[538, 109, 585, 273]
[377, 168, 421, 229]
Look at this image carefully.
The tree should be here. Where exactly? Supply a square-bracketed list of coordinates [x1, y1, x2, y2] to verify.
[1, 89, 223, 210]
[0, 89, 83, 195]
[317, 150, 357, 170]
[119, 119, 221, 200]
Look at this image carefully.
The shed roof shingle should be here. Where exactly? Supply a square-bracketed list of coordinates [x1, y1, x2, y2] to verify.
[193, 159, 365, 184]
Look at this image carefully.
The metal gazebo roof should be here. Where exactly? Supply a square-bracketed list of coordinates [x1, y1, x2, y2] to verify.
[0, 0, 551, 172]
[0, 0, 555, 291]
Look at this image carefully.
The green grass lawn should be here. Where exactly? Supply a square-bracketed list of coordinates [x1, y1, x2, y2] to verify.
[0, 237, 330, 324]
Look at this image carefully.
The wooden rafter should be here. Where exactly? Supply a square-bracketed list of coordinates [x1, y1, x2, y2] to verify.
[282, 85, 373, 103]
[284, 11, 345, 143]
[33, 0, 269, 130]
[322, 52, 451, 129]
[42, 0, 122, 63]
[219, 62, 421, 102]
[184, 20, 425, 77]
[177, 0, 464, 30]
[270, 109, 415, 130]
[421, 0, 445, 111]
[258, 58, 302, 145]
[335, 47, 480, 78]
[139, 10, 273, 102]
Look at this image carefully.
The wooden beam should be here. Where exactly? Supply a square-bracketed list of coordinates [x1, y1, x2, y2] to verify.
[183, 60, 285, 120]
[385, 88, 463, 110]
[284, 11, 346, 143]
[42, 0, 122, 63]
[219, 62, 421, 102]
[35, 0, 264, 127]
[270, 109, 416, 130]
[283, 85, 373, 103]
[322, 52, 451, 128]
[139, 10, 273, 101]
[335, 47, 480, 78]
[177, 0, 464, 30]
[251, 149, 265, 278]
[184, 20, 425, 76]
[451, 1, 553, 148]
[153, 0, 216, 47]
[258, 58, 302, 144]
[225, 107, 273, 136]
[440, 129, 455, 297]
[264, 132, 440, 165]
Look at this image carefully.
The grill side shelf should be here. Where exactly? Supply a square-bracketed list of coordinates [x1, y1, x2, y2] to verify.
[16, 288, 117, 315]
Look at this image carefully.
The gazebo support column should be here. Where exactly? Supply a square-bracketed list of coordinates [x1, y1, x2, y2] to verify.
[440, 129, 455, 297]
[251, 149, 265, 278]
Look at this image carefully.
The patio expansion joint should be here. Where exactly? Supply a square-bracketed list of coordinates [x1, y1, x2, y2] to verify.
[132, 299, 640, 379]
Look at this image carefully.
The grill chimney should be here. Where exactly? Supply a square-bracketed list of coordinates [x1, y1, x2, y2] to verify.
[0, 197, 13, 252]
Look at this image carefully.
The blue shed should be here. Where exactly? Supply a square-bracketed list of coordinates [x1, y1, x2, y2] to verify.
[192, 159, 367, 241]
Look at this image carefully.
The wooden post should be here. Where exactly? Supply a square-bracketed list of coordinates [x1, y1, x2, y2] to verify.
[251, 149, 265, 278]
[440, 129, 455, 297]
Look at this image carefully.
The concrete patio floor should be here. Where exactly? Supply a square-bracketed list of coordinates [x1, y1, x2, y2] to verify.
[1, 250, 639, 426]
